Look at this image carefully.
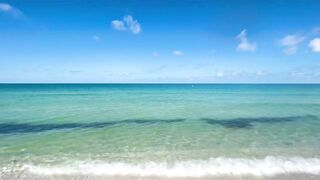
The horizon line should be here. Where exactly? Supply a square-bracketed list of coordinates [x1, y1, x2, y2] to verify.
[0, 82, 320, 84]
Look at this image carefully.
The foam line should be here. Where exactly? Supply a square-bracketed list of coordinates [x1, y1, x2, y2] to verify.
[15, 156, 320, 177]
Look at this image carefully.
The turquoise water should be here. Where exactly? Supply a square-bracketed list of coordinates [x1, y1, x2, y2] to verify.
[1, 84, 320, 177]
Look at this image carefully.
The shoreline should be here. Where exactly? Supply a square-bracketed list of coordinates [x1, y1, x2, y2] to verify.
[2, 174, 320, 180]
[2, 156, 320, 179]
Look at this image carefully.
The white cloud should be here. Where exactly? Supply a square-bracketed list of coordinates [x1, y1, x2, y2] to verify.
[309, 38, 320, 52]
[279, 34, 304, 55]
[173, 50, 183, 56]
[111, 15, 141, 34]
[123, 15, 141, 34]
[279, 34, 304, 46]
[152, 52, 158, 56]
[111, 20, 126, 31]
[92, 35, 100, 42]
[0, 3, 23, 18]
[236, 29, 256, 52]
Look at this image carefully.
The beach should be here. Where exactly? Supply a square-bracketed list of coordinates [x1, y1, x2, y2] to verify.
[0, 84, 320, 179]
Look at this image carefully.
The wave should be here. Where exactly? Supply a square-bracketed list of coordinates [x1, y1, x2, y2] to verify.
[5, 156, 319, 177]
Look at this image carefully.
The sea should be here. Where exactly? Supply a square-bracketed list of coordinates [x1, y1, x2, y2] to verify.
[0, 84, 320, 179]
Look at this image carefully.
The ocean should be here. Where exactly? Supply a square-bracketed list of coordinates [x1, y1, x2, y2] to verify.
[0, 84, 320, 179]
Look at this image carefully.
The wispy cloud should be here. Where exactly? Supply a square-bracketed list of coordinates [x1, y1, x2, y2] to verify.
[309, 38, 320, 52]
[147, 65, 166, 74]
[312, 27, 320, 35]
[236, 29, 256, 52]
[152, 52, 158, 56]
[92, 35, 101, 42]
[283, 46, 297, 55]
[215, 72, 224, 77]
[279, 34, 304, 55]
[69, 70, 84, 73]
[0, 3, 23, 18]
[290, 65, 320, 79]
[279, 34, 304, 46]
[209, 49, 216, 54]
[111, 15, 141, 34]
[173, 50, 183, 56]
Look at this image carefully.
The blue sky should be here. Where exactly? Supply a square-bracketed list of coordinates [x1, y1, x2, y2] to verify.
[0, 0, 320, 83]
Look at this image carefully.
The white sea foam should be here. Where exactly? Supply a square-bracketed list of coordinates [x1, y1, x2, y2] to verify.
[13, 156, 320, 177]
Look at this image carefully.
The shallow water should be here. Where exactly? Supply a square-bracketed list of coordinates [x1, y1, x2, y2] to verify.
[0, 84, 320, 178]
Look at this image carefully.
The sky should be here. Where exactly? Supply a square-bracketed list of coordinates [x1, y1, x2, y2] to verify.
[0, 0, 320, 83]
